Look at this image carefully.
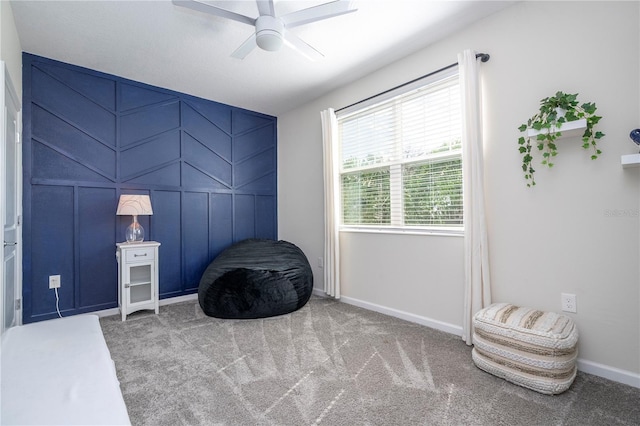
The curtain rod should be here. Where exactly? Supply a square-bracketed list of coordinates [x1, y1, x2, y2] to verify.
[335, 53, 490, 113]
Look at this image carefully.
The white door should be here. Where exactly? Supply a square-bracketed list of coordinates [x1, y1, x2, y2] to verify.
[1, 63, 22, 334]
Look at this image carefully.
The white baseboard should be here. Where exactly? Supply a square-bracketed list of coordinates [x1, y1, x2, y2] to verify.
[159, 293, 198, 306]
[337, 294, 463, 337]
[312, 287, 327, 297]
[92, 293, 199, 318]
[577, 358, 640, 389]
[92, 308, 120, 318]
[325, 292, 640, 389]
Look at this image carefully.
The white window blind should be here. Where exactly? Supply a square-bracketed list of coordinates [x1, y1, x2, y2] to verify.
[337, 71, 463, 232]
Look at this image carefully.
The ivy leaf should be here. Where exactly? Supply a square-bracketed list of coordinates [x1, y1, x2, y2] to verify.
[537, 143, 544, 150]
[519, 146, 527, 153]
[582, 142, 590, 149]
[582, 102, 597, 114]
[591, 155, 598, 160]
[595, 131, 604, 139]
[518, 137, 525, 145]
[565, 111, 578, 121]
[548, 162, 554, 167]
[518, 124, 527, 132]
[543, 152, 550, 158]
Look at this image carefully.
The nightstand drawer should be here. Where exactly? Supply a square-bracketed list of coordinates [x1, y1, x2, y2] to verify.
[125, 247, 155, 262]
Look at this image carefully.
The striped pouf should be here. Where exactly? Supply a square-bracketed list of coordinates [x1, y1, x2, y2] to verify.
[471, 303, 578, 395]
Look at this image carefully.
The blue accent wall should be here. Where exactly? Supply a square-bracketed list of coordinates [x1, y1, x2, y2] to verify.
[22, 53, 277, 323]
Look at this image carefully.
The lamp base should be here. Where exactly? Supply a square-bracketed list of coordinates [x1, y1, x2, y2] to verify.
[126, 216, 145, 243]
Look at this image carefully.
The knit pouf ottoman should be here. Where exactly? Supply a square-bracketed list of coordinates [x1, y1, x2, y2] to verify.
[472, 303, 578, 395]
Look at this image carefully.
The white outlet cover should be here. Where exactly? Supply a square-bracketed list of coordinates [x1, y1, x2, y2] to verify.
[561, 293, 577, 313]
[49, 275, 61, 289]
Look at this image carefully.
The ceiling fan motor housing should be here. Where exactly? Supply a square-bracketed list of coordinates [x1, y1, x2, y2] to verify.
[255, 15, 284, 51]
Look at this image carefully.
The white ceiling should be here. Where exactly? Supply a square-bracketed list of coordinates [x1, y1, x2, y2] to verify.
[10, 0, 513, 116]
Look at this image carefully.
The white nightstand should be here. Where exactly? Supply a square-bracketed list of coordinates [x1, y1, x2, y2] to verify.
[116, 241, 161, 321]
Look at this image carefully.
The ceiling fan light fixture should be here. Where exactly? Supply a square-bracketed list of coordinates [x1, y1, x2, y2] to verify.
[256, 30, 283, 51]
[255, 15, 284, 51]
[174, 0, 358, 59]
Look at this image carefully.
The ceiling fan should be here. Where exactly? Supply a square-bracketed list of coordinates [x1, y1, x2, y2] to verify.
[172, 0, 357, 60]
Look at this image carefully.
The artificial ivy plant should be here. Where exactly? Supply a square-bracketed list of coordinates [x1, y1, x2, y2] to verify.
[517, 91, 604, 187]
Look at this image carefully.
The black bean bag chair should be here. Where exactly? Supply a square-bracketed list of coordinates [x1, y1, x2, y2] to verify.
[198, 239, 313, 319]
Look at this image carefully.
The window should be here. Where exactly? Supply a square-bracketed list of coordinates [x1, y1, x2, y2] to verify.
[337, 69, 463, 233]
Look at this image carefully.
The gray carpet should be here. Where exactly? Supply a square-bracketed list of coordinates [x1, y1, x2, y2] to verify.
[99, 296, 640, 425]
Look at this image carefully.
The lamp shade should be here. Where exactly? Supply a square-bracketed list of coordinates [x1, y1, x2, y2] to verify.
[116, 195, 153, 243]
[116, 194, 153, 216]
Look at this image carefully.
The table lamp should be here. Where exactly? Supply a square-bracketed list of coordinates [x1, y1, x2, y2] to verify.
[116, 194, 153, 243]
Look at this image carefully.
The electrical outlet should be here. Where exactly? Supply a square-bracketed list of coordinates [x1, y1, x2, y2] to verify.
[49, 275, 61, 289]
[317, 257, 324, 268]
[561, 293, 576, 313]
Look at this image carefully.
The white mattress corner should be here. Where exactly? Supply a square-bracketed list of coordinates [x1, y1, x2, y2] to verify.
[1, 315, 131, 425]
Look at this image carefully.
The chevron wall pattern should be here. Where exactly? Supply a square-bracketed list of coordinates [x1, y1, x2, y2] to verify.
[22, 54, 277, 323]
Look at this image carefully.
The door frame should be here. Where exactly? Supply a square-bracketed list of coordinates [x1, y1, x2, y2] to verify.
[1, 61, 23, 333]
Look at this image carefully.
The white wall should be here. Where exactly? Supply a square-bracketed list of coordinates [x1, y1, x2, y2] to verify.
[278, 1, 640, 382]
[1, 0, 23, 102]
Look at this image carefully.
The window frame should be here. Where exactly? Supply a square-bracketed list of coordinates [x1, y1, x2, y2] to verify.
[336, 67, 464, 237]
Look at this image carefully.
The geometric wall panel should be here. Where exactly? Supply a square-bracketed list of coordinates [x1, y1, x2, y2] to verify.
[118, 82, 178, 112]
[37, 62, 116, 111]
[120, 101, 180, 147]
[120, 130, 181, 179]
[233, 109, 274, 134]
[182, 192, 210, 293]
[31, 67, 116, 146]
[31, 141, 112, 183]
[124, 162, 182, 187]
[29, 185, 75, 320]
[78, 187, 118, 309]
[32, 105, 117, 178]
[182, 163, 230, 191]
[233, 124, 275, 161]
[152, 190, 182, 296]
[235, 148, 275, 189]
[183, 132, 232, 185]
[184, 99, 231, 134]
[22, 53, 277, 323]
[182, 103, 232, 161]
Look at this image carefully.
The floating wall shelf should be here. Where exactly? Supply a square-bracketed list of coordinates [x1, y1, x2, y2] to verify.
[621, 153, 640, 168]
[527, 118, 588, 139]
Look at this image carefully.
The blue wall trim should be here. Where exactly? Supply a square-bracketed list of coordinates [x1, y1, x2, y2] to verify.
[22, 53, 277, 323]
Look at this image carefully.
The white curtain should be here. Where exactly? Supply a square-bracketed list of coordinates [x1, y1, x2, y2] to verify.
[459, 50, 492, 345]
[321, 108, 340, 298]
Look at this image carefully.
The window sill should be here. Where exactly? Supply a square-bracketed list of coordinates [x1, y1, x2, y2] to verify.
[339, 226, 463, 237]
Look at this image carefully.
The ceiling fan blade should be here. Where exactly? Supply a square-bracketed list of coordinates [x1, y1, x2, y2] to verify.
[256, 0, 275, 17]
[172, 0, 255, 26]
[281, 0, 357, 29]
[284, 32, 324, 61]
[231, 33, 258, 59]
